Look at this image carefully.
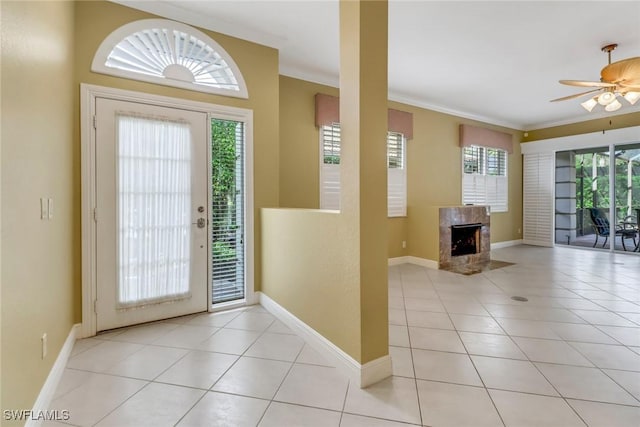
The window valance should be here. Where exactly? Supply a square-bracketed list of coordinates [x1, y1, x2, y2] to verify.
[315, 93, 413, 139]
[459, 124, 513, 154]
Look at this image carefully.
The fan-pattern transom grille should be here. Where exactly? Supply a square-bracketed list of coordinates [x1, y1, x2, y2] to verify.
[93, 19, 248, 98]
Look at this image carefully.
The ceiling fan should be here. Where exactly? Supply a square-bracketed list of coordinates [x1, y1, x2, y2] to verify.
[551, 43, 640, 112]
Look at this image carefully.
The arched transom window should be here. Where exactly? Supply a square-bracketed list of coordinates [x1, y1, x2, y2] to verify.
[92, 19, 248, 98]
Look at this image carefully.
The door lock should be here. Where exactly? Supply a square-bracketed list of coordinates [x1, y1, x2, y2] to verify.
[197, 206, 205, 213]
[196, 218, 206, 228]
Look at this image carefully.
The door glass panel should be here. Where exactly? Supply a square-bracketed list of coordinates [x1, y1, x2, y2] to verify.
[118, 114, 192, 307]
[211, 119, 245, 304]
[614, 143, 640, 252]
[555, 147, 612, 250]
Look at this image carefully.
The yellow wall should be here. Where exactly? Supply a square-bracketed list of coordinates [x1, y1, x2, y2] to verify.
[279, 75, 523, 263]
[279, 76, 327, 209]
[524, 111, 640, 141]
[1, 0, 76, 415]
[73, 0, 280, 298]
[262, 209, 361, 358]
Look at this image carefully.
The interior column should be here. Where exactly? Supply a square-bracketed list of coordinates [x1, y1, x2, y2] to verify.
[339, 0, 390, 375]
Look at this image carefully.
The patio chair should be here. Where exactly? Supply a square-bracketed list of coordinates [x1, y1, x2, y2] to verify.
[622, 215, 640, 251]
[589, 208, 638, 251]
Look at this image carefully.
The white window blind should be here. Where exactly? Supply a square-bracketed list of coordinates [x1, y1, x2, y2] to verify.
[319, 124, 407, 217]
[117, 114, 192, 307]
[462, 145, 508, 212]
[211, 119, 246, 304]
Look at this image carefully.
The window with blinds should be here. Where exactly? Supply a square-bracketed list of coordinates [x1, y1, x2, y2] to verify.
[387, 131, 404, 169]
[211, 119, 245, 304]
[462, 145, 508, 212]
[322, 124, 341, 165]
[319, 124, 407, 217]
[387, 131, 407, 217]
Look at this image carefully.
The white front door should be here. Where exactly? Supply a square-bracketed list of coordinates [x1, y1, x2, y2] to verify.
[95, 98, 208, 331]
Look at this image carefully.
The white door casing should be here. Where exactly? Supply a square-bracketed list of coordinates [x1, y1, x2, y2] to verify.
[81, 84, 255, 337]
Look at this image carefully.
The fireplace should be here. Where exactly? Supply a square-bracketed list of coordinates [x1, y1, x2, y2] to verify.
[451, 223, 482, 256]
[438, 206, 490, 269]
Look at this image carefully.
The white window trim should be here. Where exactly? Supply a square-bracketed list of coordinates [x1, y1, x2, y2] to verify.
[80, 84, 254, 337]
[92, 19, 248, 99]
[462, 145, 509, 213]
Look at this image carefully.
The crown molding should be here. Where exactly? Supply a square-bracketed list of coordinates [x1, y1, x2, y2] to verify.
[387, 92, 524, 131]
[524, 103, 640, 131]
[280, 66, 524, 131]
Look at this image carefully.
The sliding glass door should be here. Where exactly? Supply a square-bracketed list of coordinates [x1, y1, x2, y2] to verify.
[554, 143, 640, 253]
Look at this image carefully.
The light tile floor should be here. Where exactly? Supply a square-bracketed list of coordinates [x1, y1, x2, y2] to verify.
[48, 245, 640, 426]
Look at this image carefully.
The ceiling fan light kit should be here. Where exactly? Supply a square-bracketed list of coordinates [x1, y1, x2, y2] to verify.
[552, 43, 640, 113]
[597, 91, 616, 105]
[605, 99, 622, 112]
[580, 98, 598, 112]
[624, 91, 640, 105]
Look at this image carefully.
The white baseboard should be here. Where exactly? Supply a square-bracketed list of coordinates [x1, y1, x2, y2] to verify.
[405, 256, 439, 269]
[388, 256, 409, 266]
[389, 243, 524, 268]
[258, 292, 391, 388]
[388, 255, 438, 269]
[27, 323, 80, 427]
[491, 239, 523, 249]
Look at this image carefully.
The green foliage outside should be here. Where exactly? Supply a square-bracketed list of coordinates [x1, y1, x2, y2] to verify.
[324, 155, 340, 165]
[575, 152, 640, 229]
[211, 119, 240, 264]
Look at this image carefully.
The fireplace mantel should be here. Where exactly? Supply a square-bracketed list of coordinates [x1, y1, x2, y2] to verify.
[439, 206, 490, 269]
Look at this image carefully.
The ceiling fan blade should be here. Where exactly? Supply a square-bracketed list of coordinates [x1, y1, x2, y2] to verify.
[618, 80, 640, 90]
[550, 89, 601, 102]
[601, 57, 640, 83]
[559, 80, 615, 88]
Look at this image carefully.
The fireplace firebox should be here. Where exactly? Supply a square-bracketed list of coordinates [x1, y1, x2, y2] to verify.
[451, 223, 482, 257]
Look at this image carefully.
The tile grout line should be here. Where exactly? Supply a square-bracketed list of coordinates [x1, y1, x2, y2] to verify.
[253, 335, 309, 426]
[398, 267, 425, 427]
[441, 270, 507, 427]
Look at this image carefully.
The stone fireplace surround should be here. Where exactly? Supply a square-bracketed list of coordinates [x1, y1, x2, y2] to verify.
[439, 205, 490, 269]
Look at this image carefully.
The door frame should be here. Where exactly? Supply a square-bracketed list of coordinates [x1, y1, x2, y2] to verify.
[80, 84, 255, 338]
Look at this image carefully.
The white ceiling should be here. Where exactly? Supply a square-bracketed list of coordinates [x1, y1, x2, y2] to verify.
[115, 1, 640, 130]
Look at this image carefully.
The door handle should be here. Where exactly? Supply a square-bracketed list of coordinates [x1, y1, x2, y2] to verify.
[195, 218, 206, 228]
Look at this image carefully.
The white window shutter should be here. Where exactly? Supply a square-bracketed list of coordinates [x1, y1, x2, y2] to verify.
[523, 153, 554, 246]
[495, 176, 508, 212]
[462, 146, 508, 212]
[320, 164, 340, 210]
[486, 175, 508, 213]
[462, 174, 486, 206]
[388, 168, 406, 216]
